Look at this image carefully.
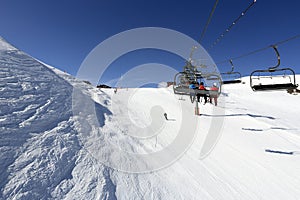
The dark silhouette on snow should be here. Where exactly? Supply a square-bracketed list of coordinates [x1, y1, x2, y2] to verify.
[164, 113, 168, 120]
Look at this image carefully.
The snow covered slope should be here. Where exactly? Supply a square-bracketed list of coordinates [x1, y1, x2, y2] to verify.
[0, 38, 117, 199]
[1, 37, 300, 200]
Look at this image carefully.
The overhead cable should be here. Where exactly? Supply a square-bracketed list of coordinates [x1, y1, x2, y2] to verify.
[216, 33, 300, 65]
[199, 0, 219, 43]
[209, 0, 257, 50]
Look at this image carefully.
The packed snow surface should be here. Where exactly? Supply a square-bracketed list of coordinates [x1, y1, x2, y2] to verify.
[1, 38, 300, 199]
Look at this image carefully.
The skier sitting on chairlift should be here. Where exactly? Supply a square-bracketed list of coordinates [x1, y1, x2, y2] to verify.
[209, 83, 219, 106]
[189, 81, 198, 89]
[197, 82, 208, 104]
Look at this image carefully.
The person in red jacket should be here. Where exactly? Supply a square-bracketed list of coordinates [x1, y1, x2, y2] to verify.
[209, 83, 219, 106]
[197, 82, 208, 104]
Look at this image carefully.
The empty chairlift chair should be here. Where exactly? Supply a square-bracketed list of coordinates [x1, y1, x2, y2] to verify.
[221, 60, 242, 84]
[250, 45, 298, 91]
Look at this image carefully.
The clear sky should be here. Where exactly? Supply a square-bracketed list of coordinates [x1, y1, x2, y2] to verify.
[1, 0, 300, 86]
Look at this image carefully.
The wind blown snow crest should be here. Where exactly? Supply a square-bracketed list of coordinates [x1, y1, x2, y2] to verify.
[0, 37, 17, 51]
[0, 39, 116, 199]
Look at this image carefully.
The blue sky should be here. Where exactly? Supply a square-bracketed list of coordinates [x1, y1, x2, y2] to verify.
[1, 0, 300, 86]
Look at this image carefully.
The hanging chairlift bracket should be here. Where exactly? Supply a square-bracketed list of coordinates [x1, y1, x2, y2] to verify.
[268, 45, 280, 71]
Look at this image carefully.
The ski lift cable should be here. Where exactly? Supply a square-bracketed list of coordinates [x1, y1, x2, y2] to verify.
[216, 33, 300, 65]
[187, 0, 219, 61]
[209, 0, 257, 50]
[199, 0, 219, 43]
[274, 33, 300, 46]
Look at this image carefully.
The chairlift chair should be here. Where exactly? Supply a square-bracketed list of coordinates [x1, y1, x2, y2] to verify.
[221, 59, 242, 84]
[250, 45, 298, 91]
[173, 68, 222, 97]
[201, 73, 222, 95]
[173, 46, 223, 99]
[173, 72, 192, 95]
[189, 73, 222, 103]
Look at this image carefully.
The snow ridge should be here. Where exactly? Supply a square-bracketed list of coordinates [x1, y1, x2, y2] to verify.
[0, 37, 17, 51]
[0, 41, 116, 199]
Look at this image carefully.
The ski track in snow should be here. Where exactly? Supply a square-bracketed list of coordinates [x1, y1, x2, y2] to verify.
[1, 38, 300, 199]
